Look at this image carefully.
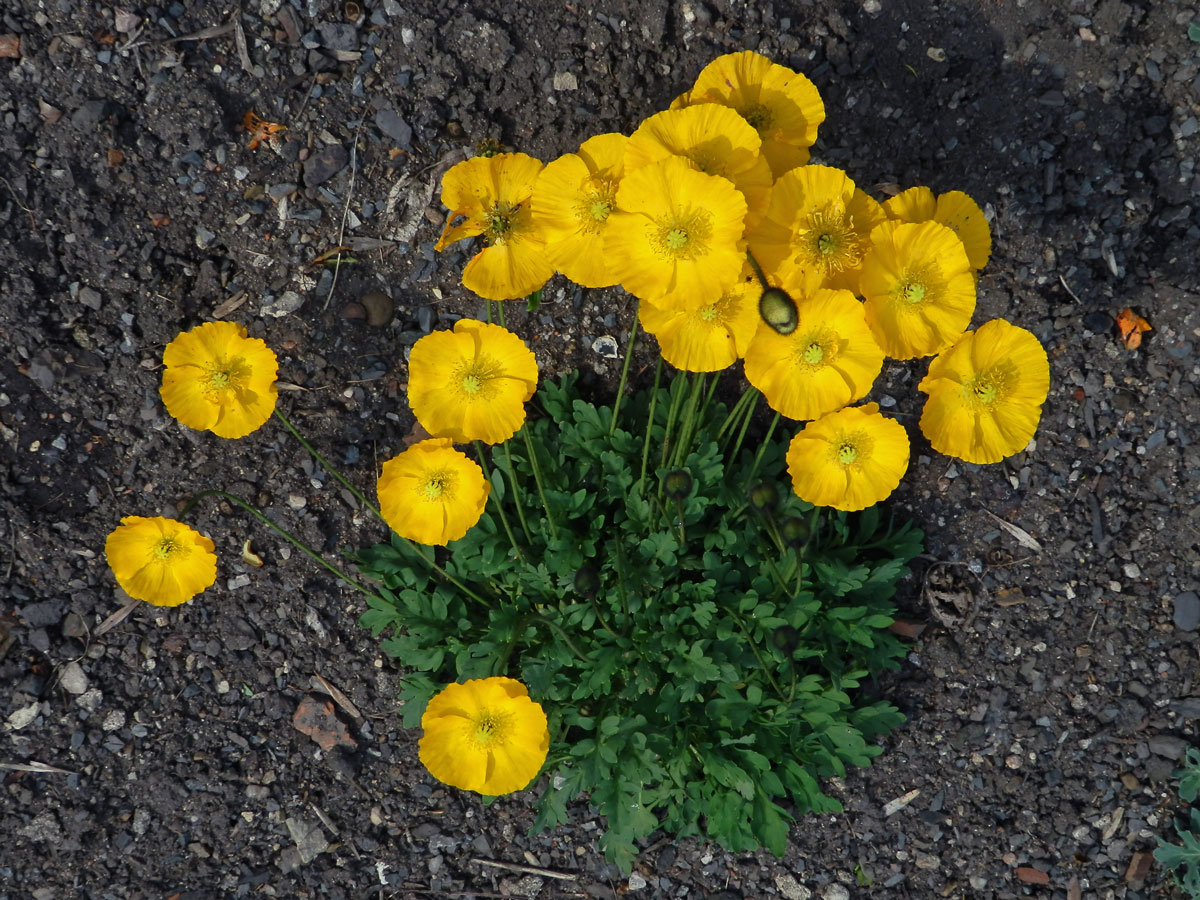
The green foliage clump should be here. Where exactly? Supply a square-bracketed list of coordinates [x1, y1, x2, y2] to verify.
[358, 372, 922, 871]
[1156, 747, 1200, 898]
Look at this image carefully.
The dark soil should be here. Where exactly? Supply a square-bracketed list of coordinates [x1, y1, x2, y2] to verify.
[3, 0, 1199, 898]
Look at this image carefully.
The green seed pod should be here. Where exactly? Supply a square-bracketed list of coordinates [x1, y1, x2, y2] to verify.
[771, 625, 799, 655]
[574, 564, 600, 597]
[759, 286, 798, 335]
[748, 481, 779, 512]
[781, 516, 812, 546]
[663, 469, 694, 500]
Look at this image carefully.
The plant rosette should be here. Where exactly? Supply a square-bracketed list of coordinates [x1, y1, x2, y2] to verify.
[358, 371, 922, 871]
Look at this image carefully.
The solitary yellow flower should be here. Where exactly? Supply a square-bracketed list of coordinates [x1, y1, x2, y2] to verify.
[677, 50, 825, 178]
[748, 164, 885, 294]
[377, 438, 489, 546]
[435, 153, 554, 300]
[531, 133, 627, 288]
[744, 282, 884, 421]
[408, 319, 538, 445]
[418, 676, 550, 795]
[105, 516, 217, 607]
[918, 319, 1050, 464]
[605, 155, 747, 307]
[160, 321, 278, 439]
[884, 186, 992, 270]
[785, 404, 909, 511]
[860, 220, 976, 360]
[625, 104, 772, 222]
[639, 277, 760, 372]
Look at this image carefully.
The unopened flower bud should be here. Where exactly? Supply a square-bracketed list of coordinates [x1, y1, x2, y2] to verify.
[663, 469, 694, 500]
[759, 287, 798, 335]
[771, 625, 799, 655]
[574, 564, 600, 597]
[748, 481, 779, 512]
[781, 516, 812, 546]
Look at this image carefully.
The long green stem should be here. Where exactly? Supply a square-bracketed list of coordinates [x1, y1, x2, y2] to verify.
[660, 370, 688, 470]
[521, 425, 559, 542]
[497, 300, 507, 328]
[716, 387, 756, 443]
[180, 489, 387, 603]
[500, 441, 533, 544]
[274, 409, 380, 519]
[728, 391, 760, 460]
[532, 614, 590, 663]
[729, 610, 787, 701]
[670, 372, 706, 468]
[474, 441, 523, 559]
[744, 411, 781, 488]
[745, 249, 770, 288]
[608, 299, 640, 436]
[638, 357, 663, 496]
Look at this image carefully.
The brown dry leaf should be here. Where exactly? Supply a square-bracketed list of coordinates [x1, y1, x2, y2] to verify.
[1015, 867, 1050, 885]
[888, 620, 928, 639]
[1116, 307, 1151, 350]
[1066, 876, 1081, 900]
[923, 562, 981, 631]
[107, 148, 125, 168]
[95, 598, 140, 636]
[402, 420, 433, 447]
[0, 34, 21, 58]
[243, 111, 286, 150]
[293, 696, 357, 752]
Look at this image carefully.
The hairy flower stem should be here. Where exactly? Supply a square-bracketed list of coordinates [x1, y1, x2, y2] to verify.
[497, 299, 508, 328]
[274, 409, 487, 605]
[745, 248, 770, 288]
[474, 441, 524, 560]
[727, 391, 760, 460]
[180, 489, 387, 603]
[716, 386, 756, 443]
[670, 373, 707, 469]
[500, 441, 534, 545]
[638, 357, 664, 497]
[521, 425, 559, 542]
[660, 370, 688, 471]
[744, 411, 781, 488]
[274, 409, 380, 520]
[608, 299, 640, 436]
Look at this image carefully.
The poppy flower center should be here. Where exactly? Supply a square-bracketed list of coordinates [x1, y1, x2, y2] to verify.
[804, 342, 824, 364]
[454, 357, 503, 400]
[964, 365, 1014, 408]
[837, 441, 858, 465]
[154, 538, 180, 560]
[421, 471, 453, 501]
[799, 204, 864, 274]
[654, 208, 714, 261]
[742, 103, 773, 132]
[471, 710, 510, 749]
[461, 374, 482, 394]
[484, 202, 519, 244]
[699, 304, 719, 322]
[203, 359, 249, 397]
[903, 282, 927, 304]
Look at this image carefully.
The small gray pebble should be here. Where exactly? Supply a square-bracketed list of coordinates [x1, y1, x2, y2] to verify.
[1173, 591, 1199, 631]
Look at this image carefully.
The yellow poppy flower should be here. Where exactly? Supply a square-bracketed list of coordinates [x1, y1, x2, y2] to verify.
[408, 319, 539, 445]
[105, 516, 217, 607]
[625, 104, 772, 223]
[677, 50, 825, 178]
[744, 281, 884, 421]
[530, 133, 626, 288]
[605, 155, 747, 307]
[918, 319, 1050, 464]
[418, 676, 550, 795]
[860, 220, 976, 360]
[785, 404, 910, 512]
[160, 321, 279, 439]
[747, 164, 885, 294]
[884, 186, 992, 270]
[639, 277, 760, 372]
[435, 153, 554, 301]
[377, 438, 490, 546]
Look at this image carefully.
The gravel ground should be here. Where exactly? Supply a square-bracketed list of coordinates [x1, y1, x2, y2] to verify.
[2, 1, 1199, 898]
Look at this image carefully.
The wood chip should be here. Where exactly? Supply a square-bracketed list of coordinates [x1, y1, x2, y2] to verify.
[0, 34, 20, 59]
[1016, 867, 1049, 885]
[1123, 850, 1153, 884]
[313, 673, 363, 721]
[882, 788, 920, 817]
[1067, 875, 1081, 900]
[212, 290, 248, 319]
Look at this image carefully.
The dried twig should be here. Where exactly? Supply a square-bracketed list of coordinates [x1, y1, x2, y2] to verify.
[0, 760, 76, 775]
[313, 672, 363, 720]
[95, 598, 140, 636]
[982, 509, 1043, 552]
[1058, 273, 1082, 304]
[323, 117, 367, 311]
[468, 858, 577, 881]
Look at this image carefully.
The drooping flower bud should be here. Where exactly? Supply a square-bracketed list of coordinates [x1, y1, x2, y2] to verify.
[771, 625, 799, 655]
[759, 286, 798, 335]
[748, 481, 779, 512]
[573, 564, 600, 597]
[781, 516, 812, 546]
[662, 469, 694, 501]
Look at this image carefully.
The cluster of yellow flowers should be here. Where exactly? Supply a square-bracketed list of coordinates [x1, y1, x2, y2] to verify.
[435, 50, 1050, 511]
